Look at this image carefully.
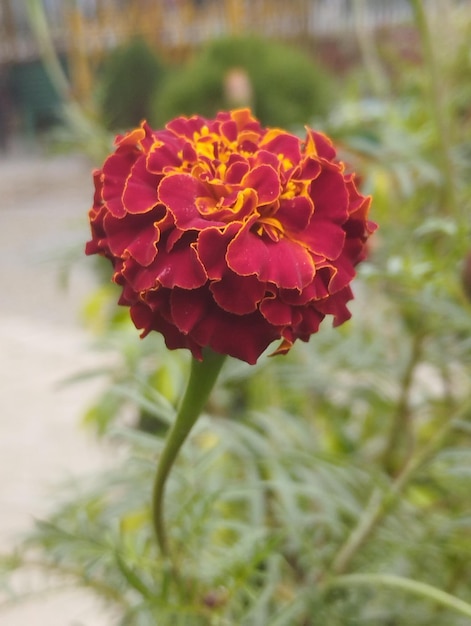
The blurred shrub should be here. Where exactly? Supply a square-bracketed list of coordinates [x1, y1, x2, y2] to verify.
[152, 35, 334, 128]
[98, 37, 165, 131]
[9, 59, 65, 135]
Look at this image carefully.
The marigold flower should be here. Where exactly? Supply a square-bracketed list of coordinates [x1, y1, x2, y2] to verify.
[86, 109, 376, 364]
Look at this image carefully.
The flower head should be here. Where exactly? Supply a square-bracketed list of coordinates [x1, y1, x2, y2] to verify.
[86, 109, 376, 364]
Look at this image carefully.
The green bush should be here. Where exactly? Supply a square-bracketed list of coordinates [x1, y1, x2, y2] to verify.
[152, 36, 334, 128]
[98, 37, 165, 131]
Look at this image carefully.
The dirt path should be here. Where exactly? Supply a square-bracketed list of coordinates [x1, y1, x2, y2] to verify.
[0, 145, 115, 625]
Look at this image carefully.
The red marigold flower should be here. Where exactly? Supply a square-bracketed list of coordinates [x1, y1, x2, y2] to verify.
[86, 109, 376, 364]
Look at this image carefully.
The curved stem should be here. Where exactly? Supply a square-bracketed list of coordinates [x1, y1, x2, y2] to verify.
[152, 350, 226, 557]
[328, 573, 471, 619]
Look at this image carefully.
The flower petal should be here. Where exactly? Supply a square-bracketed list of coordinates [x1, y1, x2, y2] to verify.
[277, 195, 314, 233]
[197, 222, 242, 280]
[300, 219, 346, 260]
[170, 287, 209, 335]
[191, 308, 279, 364]
[227, 225, 315, 290]
[315, 285, 353, 326]
[260, 297, 294, 326]
[241, 164, 281, 205]
[260, 129, 302, 166]
[159, 173, 225, 230]
[310, 164, 349, 224]
[305, 128, 337, 160]
[103, 210, 161, 266]
[102, 148, 139, 217]
[146, 133, 184, 173]
[122, 235, 207, 291]
[131, 298, 203, 360]
[170, 286, 279, 364]
[122, 157, 160, 215]
[210, 270, 266, 314]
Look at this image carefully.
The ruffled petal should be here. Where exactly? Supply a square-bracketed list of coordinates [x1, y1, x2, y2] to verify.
[210, 270, 266, 314]
[300, 218, 346, 260]
[102, 148, 140, 218]
[191, 307, 279, 364]
[104, 210, 161, 266]
[122, 236, 207, 291]
[122, 157, 161, 215]
[131, 298, 203, 360]
[170, 287, 209, 335]
[197, 222, 243, 280]
[310, 164, 349, 224]
[304, 128, 337, 160]
[260, 297, 294, 326]
[277, 195, 314, 233]
[227, 225, 315, 290]
[158, 173, 225, 230]
[259, 130, 302, 165]
[241, 164, 281, 205]
[146, 132, 184, 173]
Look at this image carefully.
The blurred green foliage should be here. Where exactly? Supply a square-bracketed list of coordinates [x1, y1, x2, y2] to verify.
[3, 5, 471, 626]
[98, 37, 166, 131]
[152, 35, 333, 128]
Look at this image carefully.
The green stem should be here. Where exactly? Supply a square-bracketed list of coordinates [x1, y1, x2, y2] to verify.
[353, 0, 389, 99]
[382, 331, 424, 475]
[25, 0, 110, 162]
[26, 0, 71, 101]
[329, 573, 471, 619]
[410, 0, 458, 216]
[152, 350, 226, 557]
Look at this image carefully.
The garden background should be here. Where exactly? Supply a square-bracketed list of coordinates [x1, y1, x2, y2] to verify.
[1, 0, 471, 624]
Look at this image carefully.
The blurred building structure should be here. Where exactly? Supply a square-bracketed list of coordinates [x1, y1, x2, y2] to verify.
[0, 0, 433, 64]
[0, 0, 467, 141]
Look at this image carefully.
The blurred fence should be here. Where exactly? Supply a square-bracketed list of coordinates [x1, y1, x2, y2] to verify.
[0, 0, 459, 66]
[0, 0, 467, 140]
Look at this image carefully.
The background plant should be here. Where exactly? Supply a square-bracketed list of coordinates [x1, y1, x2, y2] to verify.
[151, 35, 334, 129]
[98, 37, 166, 131]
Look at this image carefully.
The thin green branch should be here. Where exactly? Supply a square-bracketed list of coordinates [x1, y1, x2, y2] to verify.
[25, 0, 71, 101]
[25, 0, 111, 161]
[353, 0, 390, 99]
[329, 573, 471, 619]
[382, 331, 425, 475]
[329, 399, 471, 576]
[409, 0, 458, 216]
